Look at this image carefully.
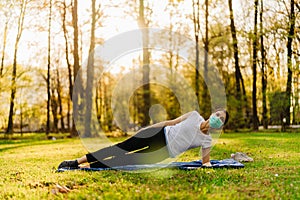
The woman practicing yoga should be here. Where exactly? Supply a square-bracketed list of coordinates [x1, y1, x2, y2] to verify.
[58, 109, 229, 169]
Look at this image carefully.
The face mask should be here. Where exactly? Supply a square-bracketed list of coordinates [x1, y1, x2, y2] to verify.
[209, 114, 224, 129]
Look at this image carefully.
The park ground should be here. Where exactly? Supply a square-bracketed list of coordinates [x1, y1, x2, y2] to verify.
[0, 131, 299, 199]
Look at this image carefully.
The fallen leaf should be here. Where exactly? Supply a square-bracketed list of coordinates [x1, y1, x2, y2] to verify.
[54, 184, 71, 193]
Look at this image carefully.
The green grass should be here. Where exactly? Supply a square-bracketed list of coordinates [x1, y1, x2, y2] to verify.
[0, 132, 299, 199]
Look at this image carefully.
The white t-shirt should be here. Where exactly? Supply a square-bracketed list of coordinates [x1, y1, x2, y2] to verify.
[164, 111, 212, 158]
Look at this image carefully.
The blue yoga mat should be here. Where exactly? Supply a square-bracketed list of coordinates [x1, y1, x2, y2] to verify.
[57, 159, 244, 172]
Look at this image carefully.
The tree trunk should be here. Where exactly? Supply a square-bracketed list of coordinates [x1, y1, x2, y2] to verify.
[293, 55, 299, 124]
[95, 83, 101, 123]
[46, 0, 52, 135]
[51, 86, 58, 133]
[260, 0, 268, 129]
[71, 0, 80, 137]
[7, 50, 17, 135]
[228, 0, 241, 99]
[56, 68, 65, 131]
[166, 4, 181, 119]
[6, 0, 27, 135]
[139, 0, 150, 127]
[285, 0, 295, 126]
[228, 0, 248, 128]
[62, 0, 72, 132]
[84, 0, 96, 137]
[20, 103, 23, 136]
[192, 0, 200, 107]
[0, 20, 8, 77]
[201, 0, 210, 116]
[67, 95, 71, 131]
[252, 0, 259, 131]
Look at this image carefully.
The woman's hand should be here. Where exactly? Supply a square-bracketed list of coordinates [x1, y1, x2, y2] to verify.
[200, 120, 210, 134]
[202, 147, 211, 164]
[202, 162, 212, 167]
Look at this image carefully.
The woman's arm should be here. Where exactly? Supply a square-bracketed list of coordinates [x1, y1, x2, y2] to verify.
[142, 111, 195, 129]
[202, 147, 211, 166]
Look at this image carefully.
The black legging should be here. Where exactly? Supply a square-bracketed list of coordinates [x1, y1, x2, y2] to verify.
[86, 127, 169, 168]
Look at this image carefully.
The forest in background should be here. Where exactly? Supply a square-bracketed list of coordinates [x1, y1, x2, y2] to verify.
[0, 0, 299, 137]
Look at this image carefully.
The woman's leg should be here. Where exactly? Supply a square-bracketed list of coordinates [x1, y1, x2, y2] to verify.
[89, 145, 169, 168]
[117, 127, 167, 152]
[77, 155, 88, 164]
[87, 127, 168, 168]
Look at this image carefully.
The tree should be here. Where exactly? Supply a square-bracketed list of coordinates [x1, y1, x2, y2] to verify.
[71, 0, 80, 137]
[138, 0, 151, 127]
[164, 1, 182, 119]
[0, 3, 13, 77]
[59, 0, 73, 131]
[84, 0, 97, 137]
[7, 0, 29, 134]
[50, 77, 58, 132]
[269, 92, 286, 126]
[56, 67, 65, 131]
[0, 22, 8, 77]
[260, 0, 268, 129]
[192, 0, 201, 106]
[95, 72, 114, 132]
[228, 0, 248, 128]
[201, 0, 210, 117]
[285, 0, 295, 125]
[46, 0, 52, 135]
[252, 0, 259, 131]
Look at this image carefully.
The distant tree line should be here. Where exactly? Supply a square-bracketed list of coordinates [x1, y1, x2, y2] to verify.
[0, 0, 299, 138]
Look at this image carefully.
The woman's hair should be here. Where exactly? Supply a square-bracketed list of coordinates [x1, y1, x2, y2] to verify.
[224, 110, 229, 125]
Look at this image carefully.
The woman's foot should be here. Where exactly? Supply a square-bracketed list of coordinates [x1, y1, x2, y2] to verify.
[79, 164, 90, 169]
[58, 160, 79, 169]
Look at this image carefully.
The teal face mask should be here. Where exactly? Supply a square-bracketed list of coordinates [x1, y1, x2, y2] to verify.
[209, 114, 224, 129]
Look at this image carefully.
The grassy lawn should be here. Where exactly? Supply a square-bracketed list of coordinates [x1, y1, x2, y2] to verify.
[0, 132, 299, 199]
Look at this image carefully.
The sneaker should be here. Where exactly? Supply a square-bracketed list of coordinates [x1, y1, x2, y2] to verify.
[58, 160, 79, 169]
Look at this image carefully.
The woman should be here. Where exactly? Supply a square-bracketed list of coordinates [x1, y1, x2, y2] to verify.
[58, 109, 229, 169]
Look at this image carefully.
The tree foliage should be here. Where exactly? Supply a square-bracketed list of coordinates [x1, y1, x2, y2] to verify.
[0, 0, 299, 135]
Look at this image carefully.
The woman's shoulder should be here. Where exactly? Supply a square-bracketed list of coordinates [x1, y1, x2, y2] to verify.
[190, 110, 205, 121]
[188, 110, 199, 116]
[176, 110, 203, 123]
[185, 110, 203, 120]
[190, 110, 202, 117]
